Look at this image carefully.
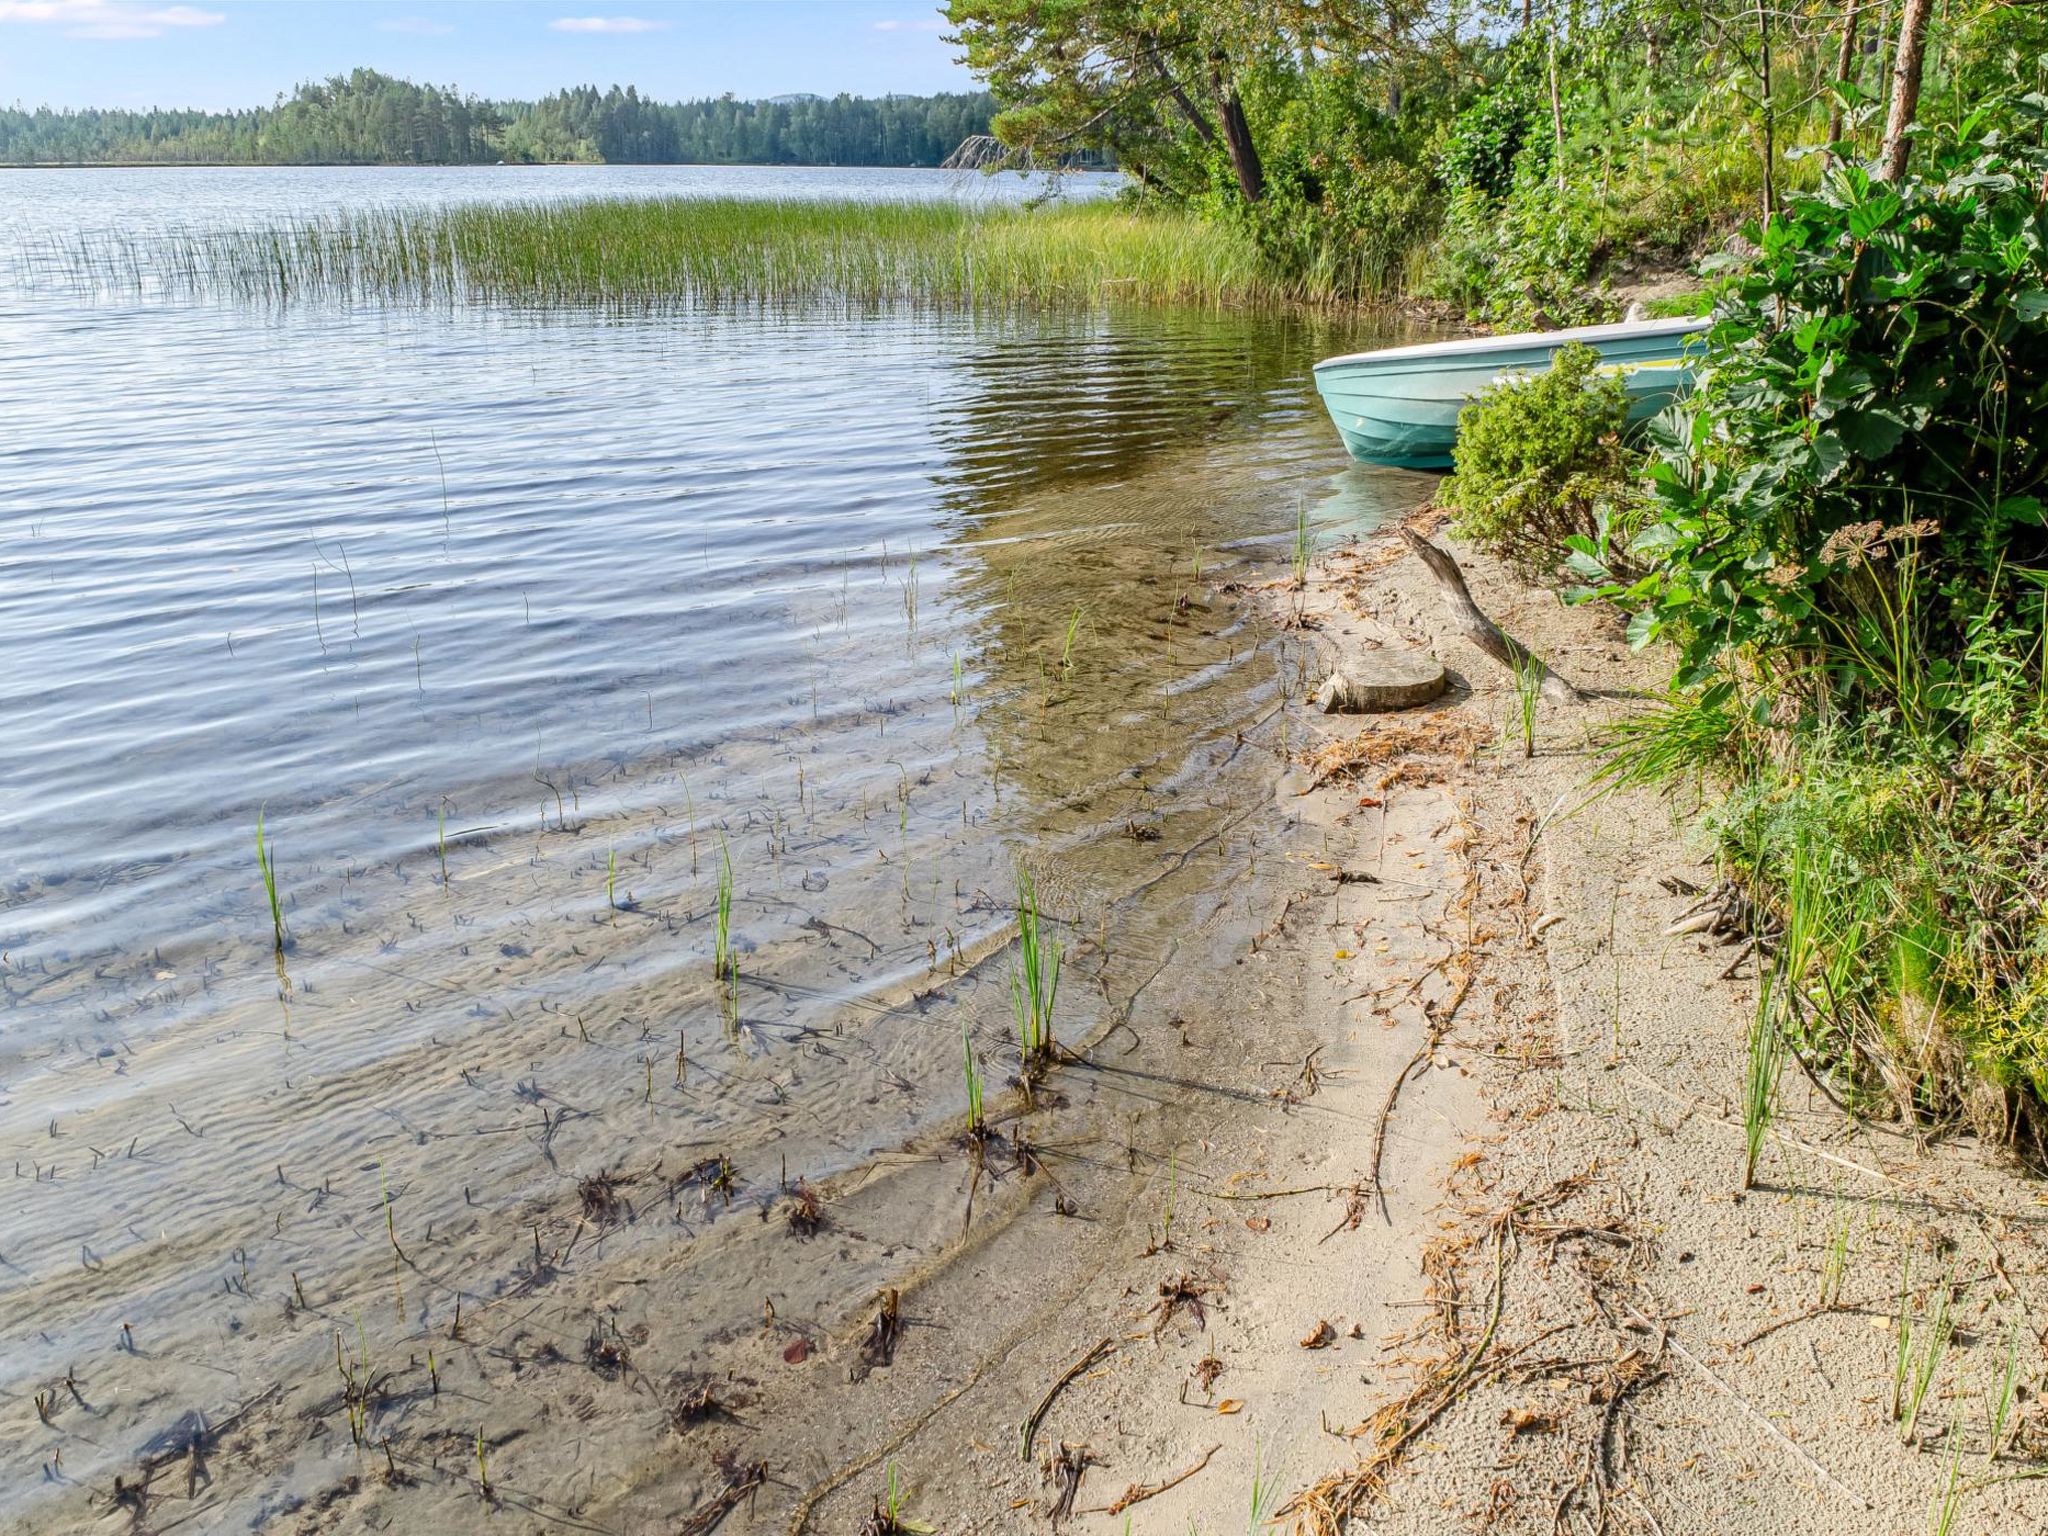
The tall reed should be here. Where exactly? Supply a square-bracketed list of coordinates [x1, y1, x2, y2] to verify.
[73, 198, 1304, 312]
[961, 1020, 986, 1138]
[1011, 868, 1062, 1071]
[713, 840, 734, 985]
[255, 805, 288, 955]
[1510, 652, 1543, 759]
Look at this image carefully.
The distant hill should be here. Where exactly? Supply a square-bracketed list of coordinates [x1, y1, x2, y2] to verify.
[0, 70, 1005, 168]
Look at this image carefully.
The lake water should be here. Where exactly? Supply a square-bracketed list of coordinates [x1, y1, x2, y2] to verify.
[0, 165, 1433, 1530]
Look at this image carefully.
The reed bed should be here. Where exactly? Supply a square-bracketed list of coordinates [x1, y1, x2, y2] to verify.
[49, 197, 1302, 311]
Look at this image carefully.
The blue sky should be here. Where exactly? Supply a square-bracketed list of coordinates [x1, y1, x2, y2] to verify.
[0, 1, 971, 110]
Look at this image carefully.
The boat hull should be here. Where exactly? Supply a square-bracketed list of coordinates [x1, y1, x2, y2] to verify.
[1312, 317, 1708, 470]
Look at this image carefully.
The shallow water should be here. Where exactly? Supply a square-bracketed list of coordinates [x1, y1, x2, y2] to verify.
[0, 166, 1434, 1528]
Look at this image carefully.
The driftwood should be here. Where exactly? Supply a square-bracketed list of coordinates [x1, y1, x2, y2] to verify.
[1400, 529, 1584, 705]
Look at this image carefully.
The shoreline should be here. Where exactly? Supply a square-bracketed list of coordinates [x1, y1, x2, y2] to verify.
[757, 515, 2048, 1531]
[11, 494, 2048, 1531]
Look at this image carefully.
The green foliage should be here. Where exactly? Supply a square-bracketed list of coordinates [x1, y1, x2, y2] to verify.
[1594, 117, 2048, 693]
[1229, 69, 1440, 299]
[1585, 102, 2048, 1142]
[1441, 341, 1644, 582]
[1438, 37, 1555, 202]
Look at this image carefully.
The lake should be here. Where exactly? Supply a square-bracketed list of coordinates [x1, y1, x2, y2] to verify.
[0, 165, 1431, 1530]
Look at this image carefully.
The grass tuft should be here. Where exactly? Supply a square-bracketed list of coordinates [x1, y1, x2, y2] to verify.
[255, 804, 288, 956]
[1010, 867, 1062, 1074]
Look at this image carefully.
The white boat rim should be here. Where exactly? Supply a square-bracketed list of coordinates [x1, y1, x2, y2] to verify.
[1314, 315, 1709, 373]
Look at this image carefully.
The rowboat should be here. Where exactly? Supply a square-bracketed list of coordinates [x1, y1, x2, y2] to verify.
[1311, 316, 1710, 470]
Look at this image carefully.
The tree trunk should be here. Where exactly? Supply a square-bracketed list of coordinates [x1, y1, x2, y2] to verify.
[1878, 0, 1934, 181]
[1139, 40, 1218, 149]
[1400, 531, 1585, 705]
[1824, 2, 1860, 165]
[1210, 60, 1265, 203]
[1755, 0, 1776, 225]
[1548, 21, 1567, 193]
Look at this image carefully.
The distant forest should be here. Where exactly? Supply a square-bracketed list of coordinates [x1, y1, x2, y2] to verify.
[0, 69, 1001, 167]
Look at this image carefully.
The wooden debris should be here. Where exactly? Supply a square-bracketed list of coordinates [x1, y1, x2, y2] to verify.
[1085, 1443, 1220, 1516]
[1020, 1337, 1114, 1462]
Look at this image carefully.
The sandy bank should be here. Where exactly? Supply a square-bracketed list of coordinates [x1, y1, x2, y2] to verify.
[760, 516, 2048, 1533]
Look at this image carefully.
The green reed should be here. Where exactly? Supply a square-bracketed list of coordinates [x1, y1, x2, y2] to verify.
[78, 198, 1305, 312]
[1058, 606, 1083, 679]
[1987, 1315, 2024, 1463]
[1510, 651, 1543, 759]
[1894, 1255, 1956, 1443]
[1930, 1437, 1964, 1536]
[1817, 1197, 1854, 1309]
[1290, 502, 1314, 588]
[436, 802, 449, 889]
[1739, 978, 1785, 1190]
[1011, 868, 1062, 1071]
[961, 1020, 986, 1138]
[379, 1160, 400, 1257]
[1743, 835, 1824, 1188]
[606, 842, 619, 912]
[713, 840, 733, 985]
[255, 804, 288, 955]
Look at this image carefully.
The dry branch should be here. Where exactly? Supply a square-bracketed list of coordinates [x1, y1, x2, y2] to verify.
[1400, 529, 1584, 705]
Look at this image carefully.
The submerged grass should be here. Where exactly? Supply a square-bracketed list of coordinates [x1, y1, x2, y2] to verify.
[255, 804, 288, 955]
[69, 197, 1301, 311]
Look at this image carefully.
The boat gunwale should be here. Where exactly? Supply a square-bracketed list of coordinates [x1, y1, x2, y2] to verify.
[1313, 315, 1709, 375]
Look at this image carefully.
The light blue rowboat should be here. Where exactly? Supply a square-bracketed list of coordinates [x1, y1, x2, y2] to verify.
[1312, 316, 1710, 470]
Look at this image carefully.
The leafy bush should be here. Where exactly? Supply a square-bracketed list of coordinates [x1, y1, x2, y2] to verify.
[1229, 72, 1441, 300]
[1440, 341, 1645, 581]
[1592, 104, 2048, 1151]
[1598, 115, 2048, 692]
[1438, 40, 1553, 201]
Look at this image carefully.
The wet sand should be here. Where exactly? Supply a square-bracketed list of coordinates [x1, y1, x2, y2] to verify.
[1, 396, 1402, 1531]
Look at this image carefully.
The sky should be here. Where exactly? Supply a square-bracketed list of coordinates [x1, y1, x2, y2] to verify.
[0, 0, 972, 111]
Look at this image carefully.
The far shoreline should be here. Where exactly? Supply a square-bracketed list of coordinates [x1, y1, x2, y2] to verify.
[0, 159, 1037, 171]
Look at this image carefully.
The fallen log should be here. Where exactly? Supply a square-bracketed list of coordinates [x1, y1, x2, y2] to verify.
[1400, 528, 1584, 705]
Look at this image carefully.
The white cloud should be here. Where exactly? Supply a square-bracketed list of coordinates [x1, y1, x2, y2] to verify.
[547, 14, 669, 32]
[872, 16, 945, 31]
[376, 16, 454, 34]
[0, 0, 224, 38]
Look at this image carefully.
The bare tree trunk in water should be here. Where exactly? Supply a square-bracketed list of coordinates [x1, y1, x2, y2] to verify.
[1879, 0, 1934, 181]
[1824, 2, 1861, 164]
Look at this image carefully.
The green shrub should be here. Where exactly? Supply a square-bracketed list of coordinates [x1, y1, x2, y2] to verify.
[1227, 72, 1441, 301]
[1591, 100, 2048, 1153]
[1594, 116, 2048, 692]
[1440, 340, 1645, 582]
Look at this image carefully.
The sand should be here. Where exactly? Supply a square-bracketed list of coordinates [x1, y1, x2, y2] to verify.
[764, 517, 2048, 1533]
